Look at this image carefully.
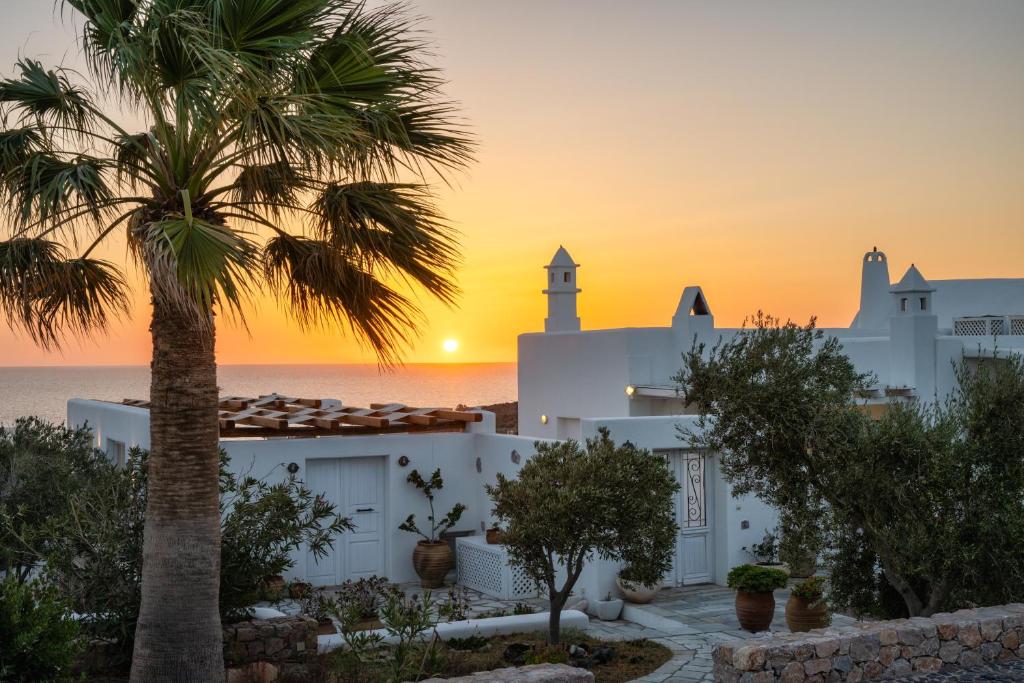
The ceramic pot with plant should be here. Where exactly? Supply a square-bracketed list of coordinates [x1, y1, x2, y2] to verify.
[615, 565, 660, 604]
[260, 575, 286, 601]
[742, 529, 789, 574]
[288, 581, 312, 600]
[336, 576, 398, 632]
[398, 468, 467, 588]
[785, 576, 830, 632]
[485, 526, 503, 544]
[591, 592, 624, 621]
[727, 564, 789, 632]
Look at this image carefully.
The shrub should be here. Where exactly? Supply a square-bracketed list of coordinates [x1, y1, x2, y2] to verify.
[336, 576, 400, 620]
[0, 576, 80, 682]
[5, 447, 351, 669]
[0, 417, 110, 581]
[726, 564, 788, 593]
[742, 529, 779, 565]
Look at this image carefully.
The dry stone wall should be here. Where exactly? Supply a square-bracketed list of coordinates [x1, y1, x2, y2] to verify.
[713, 604, 1024, 682]
[222, 615, 317, 681]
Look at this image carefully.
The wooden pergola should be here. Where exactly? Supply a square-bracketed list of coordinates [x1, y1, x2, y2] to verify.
[120, 394, 483, 438]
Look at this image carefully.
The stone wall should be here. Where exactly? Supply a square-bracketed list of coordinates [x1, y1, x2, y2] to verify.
[713, 604, 1024, 682]
[222, 615, 317, 676]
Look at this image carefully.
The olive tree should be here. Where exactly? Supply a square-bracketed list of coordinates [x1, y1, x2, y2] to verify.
[677, 313, 1024, 617]
[486, 428, 679, 644]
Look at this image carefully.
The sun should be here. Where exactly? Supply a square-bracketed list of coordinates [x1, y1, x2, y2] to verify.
[442, 338, 459, 354]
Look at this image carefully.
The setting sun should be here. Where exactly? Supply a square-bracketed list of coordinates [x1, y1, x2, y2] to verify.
[442, 338, 460, 354]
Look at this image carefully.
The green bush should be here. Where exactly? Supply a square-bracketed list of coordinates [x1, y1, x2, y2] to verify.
[726, 564, 788, 593]
[790, 576, 826, 600]
[0, 576, 80, 682]
[3, 444, 351, 669]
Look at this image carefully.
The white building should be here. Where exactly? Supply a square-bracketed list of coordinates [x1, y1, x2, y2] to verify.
[68, 245, 1023, 605]
[518, 245, 1024, 585]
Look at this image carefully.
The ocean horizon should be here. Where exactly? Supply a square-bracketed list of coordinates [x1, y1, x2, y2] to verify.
[0, 363, 517, 427]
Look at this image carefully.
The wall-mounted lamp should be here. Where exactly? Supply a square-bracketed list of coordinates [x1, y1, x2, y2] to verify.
[397, 455, 410, 467]
[540, 414, 548, 425]
[511, 449, 521, 464]
[286, 462, 300, 474]
[475, 456, 482, 473]
[625, 385, 636, 398]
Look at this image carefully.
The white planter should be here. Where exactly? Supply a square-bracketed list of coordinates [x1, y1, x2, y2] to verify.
[616, 576, 658, 604]
[591, 598, 623, 621]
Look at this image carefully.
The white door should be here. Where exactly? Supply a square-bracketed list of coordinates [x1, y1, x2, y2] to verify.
[662, 450, 713, 585]
[304, 457, 386, 586]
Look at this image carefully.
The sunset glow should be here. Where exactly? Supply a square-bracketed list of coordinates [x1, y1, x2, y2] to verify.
[0, 2, 1022, 367]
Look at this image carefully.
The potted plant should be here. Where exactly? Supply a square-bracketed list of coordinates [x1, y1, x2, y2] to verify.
[485, 526, 503, 544]
[742, 529, 788, 573]
[398, 468, 467, 588]
[336, 576, 398, 632]
[615, 564, 660, 604]
[260, 574, 286, 601]
[591, 592, 624, 621]
[785, 576, 830, 632]
[727, 564, 789, 632]
[287, 580, 312, 600]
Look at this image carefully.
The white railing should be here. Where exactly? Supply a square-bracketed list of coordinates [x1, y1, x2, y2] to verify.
[953, 316, 1024, 337]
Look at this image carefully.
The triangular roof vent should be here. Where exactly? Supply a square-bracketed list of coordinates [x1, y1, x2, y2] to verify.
[891, 264, 935, 294]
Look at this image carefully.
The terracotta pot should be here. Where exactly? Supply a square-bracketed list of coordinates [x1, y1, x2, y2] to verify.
[735, 590, 776, 632]
[261, 575, 286, 601]
[785, 594, 829, 632]
[412, 540, 453, 588]
[485, 528, 503, 544]
[615, 576, 658, 604]
[288, 581, 312, 599]
[317, 619, 337, 636]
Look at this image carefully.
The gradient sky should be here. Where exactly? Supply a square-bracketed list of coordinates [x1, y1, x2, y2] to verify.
[1, 1, 1022, 366]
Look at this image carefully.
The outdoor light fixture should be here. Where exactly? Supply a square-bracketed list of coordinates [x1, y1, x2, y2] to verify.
[540, 414, 548, 424]
[625, 384, 636, 397]
[286, 462, 300, 474]
[397, 455, 410, 467]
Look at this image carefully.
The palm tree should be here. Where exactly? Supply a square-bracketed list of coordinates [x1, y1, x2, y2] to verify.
[0, 1, 471, 680]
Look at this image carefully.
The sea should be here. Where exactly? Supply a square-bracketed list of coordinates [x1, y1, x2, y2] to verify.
[0, 363, 517, 427]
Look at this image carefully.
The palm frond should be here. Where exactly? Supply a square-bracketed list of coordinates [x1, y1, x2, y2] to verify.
[263, 233, 418, 364]
[0, 237, 129, 348]
[4, 153, 112, 226]
[230, 160, 302, 211]
[130, 216, 257, 319]
[0, 127, 45, 175]
[0, 59, 95, 130]
[312, 181, 459, 303]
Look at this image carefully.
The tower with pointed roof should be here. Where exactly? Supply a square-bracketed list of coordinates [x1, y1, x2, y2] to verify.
[851, 247, 891, 329]
[889, 264, 938, 398]
[544, 246, 581, 332]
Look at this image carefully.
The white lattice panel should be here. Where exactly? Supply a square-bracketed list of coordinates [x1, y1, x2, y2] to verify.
[1012, 318, 1024, 336]
[954, 318, 989, 336]
[992, 319, 1007, 335]
[455, 536, 539, 600]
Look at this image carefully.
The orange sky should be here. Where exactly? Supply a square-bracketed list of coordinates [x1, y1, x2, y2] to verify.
[1, 1, 1022, 366]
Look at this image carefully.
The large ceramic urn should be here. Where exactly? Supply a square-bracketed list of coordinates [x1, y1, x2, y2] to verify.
[412, 540, 453, 588]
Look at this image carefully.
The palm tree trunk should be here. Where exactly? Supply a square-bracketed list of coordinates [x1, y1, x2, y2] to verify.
[130, 295, 223, 683]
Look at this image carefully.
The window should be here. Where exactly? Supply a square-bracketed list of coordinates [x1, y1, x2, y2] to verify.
[563, 271, 570, 283]
[105, 438, 126, 467]
[900, 297, 908, 312]
[919, 297, 927, 311]
[549, 271, 554, 283]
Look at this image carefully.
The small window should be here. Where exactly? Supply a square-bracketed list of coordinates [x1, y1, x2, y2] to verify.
[900, 297, 908, 312]
[563, 272, 570, 283]
[549, 271, 554, 283]
[105, 438, 126, 467]
[919, 297, 927, 311]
